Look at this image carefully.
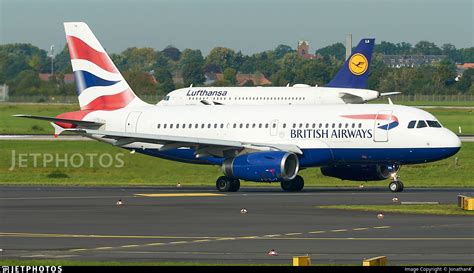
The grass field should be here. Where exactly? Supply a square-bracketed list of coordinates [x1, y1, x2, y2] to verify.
[0, 140, 472, 187]
[317, 204, 474, 216]
[0, 103, 473, 135]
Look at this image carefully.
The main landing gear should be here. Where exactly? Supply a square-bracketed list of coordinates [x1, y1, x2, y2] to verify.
[280, 175, 304, 192]
[388, 172, 404, 193]
[216, 176, 240, 192]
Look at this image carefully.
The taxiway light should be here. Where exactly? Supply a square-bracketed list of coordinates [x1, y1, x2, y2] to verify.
[392, 197, 399, 202]
[377, 213, 384, 219]
[268, 249, 278, 256]
[116, 199, 123, 206]
[240, 208, 248, 214]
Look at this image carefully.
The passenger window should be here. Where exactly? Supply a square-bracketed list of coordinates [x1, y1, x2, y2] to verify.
[319, 123, 322, 128]
[292, 123, 296, 129]
[325, 123, 329, 128]
[352, 123, 355, 128]
[208, 123, 211, 128]
[201, 124, 205, 128]
[417, 120, 428, 128]
[195, 124, 198, 129]
[220, 124, 224, 128]
[246, 124, 249, 128]
[233, 123, 237, 128]
[214, 124, 217, 128]
[299, 123, 303, 128]
[239, 124, 243, 128]
[252, 123, 256, 128]
[427, 120, 442, 128]
[407, 120, 416, 128]
[332, 123, 335, 128]
[157, 124, 161, 129]
[272, 123, 277, 128]
[305, 123, 309, 128]
[164, 124, 167, 129]
[189, 123, 192, 128]
[312, 123, 316, 128]
[338, 123, 342, 128]
[182, 124, 186, 129]
[283, 123, 287, 128]
[358, 123, 362, 128]
[265, 124, 269, 128]
[259, 123, 262, 128]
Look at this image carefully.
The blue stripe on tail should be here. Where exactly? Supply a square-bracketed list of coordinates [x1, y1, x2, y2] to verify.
[74, 70, 120, 95]
[326, 38, 375, 89]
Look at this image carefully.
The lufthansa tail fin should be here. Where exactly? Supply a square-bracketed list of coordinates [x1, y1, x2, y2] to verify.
[64, 22, 148, 111]
[325, 38, 375, 89]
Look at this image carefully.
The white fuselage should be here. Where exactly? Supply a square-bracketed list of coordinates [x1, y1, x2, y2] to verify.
[157, 86, 381, 106]
[83, 104, 460, 167]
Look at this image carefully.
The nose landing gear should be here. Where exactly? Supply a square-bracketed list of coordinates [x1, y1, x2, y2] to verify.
[388, 173, 404, 192]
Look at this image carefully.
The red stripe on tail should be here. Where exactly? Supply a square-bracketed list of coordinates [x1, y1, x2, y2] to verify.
[81, 89, 135, 111]
[67, 35, 118, 74]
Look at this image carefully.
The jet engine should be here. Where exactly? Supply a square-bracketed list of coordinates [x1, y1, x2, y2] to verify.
[222, 151, 299, 182]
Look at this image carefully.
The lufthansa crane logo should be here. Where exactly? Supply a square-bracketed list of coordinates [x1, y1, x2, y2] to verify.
[349, 53, 368, 76]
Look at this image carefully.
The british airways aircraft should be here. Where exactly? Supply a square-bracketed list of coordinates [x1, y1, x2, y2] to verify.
[157, 39, 399, 106]
[15, 22, 460, 193]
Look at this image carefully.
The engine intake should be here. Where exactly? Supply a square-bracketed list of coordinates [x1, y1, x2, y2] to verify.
[321, 164, 399, 181]
[222, 151, 299, 182]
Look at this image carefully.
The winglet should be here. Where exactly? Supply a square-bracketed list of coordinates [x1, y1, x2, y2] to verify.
[50, 122, 66, 137]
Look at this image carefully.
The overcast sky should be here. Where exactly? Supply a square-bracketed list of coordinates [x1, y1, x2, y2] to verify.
[0, 0, 472, 55]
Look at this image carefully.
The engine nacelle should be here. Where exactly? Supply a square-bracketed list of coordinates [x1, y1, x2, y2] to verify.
[222, 151, 299, 182]
[320, 164, 399, 181]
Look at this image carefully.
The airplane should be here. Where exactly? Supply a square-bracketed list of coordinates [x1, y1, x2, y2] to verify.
[157, 38, 400, 106]
[15, 22, 460, 193]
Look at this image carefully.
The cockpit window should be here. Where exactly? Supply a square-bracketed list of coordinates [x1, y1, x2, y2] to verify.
[416, 120, 427, 128]
[427, 120, 442, 128]
[164, 95, 170, 101]
[407, 120, 416, 129]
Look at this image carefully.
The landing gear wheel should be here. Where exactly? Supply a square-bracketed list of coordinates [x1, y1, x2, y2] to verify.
[280, 175, 304, 192]
[229, 179, 240, 192]
[389, 180, 404, 192]
[280, 180, 293, 192]
[291, 175, 304, 192]
[216, 176, 233, 192]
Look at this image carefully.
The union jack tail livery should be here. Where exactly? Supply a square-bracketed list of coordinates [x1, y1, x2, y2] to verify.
[64, 22, 148, 110]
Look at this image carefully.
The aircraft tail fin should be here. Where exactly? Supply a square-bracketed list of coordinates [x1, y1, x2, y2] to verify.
[326, 38, 375, 89]
[64, 22, 148, 111]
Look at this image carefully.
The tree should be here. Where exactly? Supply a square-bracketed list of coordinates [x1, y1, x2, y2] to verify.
[205, 47, 236, 71]
[162, 46, 181, 61]
[54, 45, 72, 73]
[122, 70, 157, 95]
[414, 41, 442, 55]
[223, 68, 237, 85]
[121, 47, 157, 71]
[180, 49, 205, 86]
[294, 60, 330, 86]
[441, 43, 461, 63]
[154, 68, 175, 93]
[316, 42, 345, 60]
[274, 44, 294, 59]
[456, 68, 473, 93]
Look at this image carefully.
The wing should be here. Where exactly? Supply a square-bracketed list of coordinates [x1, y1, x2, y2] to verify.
[63, 128, 303, 158]
[338, 92, 365, 104]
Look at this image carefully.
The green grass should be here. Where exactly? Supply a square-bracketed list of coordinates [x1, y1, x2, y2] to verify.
[0, 103, 473, 135]
[0, 140, 472, 187]
[317, 204, 474, 216]
[0, 104, 78, 134]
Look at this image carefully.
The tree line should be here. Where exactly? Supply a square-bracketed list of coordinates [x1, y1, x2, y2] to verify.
[0, 40, 473, 98]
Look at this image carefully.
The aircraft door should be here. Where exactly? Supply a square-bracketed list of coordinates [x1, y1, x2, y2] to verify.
[373, 110, 392, 142]
[125, 111, 142, 133]
[270, 119, 279, 136]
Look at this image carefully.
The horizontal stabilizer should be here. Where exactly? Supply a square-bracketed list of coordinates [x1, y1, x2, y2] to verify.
[380, 92, 401, 97]
[13, 115, 104, 128]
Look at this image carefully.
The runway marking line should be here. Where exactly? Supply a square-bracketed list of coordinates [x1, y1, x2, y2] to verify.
[263, 234, 281, 237]
[135, 193, 225, 197]
[373, 226, 391, 229]
[285, 233, 302, 236]
[121, 244, 140, 248]
[94, 247, 113, 250]
[69, 248, 88, 252]
[308, 231, 326, 234]
[352, 227, 369, 231]
[192, 239, 211, 243]
[145, 243, 165, 246]
[216, 238, 236, 241]
[330, 229, 348, 232]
